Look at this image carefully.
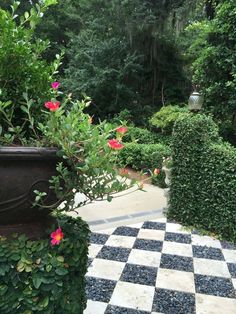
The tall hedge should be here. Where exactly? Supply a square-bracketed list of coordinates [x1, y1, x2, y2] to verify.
[169, 113, 236, 242]
[0, 216, 90, 313]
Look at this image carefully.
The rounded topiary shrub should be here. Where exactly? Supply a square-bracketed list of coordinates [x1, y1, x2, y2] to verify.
[0, 215, 90, 314]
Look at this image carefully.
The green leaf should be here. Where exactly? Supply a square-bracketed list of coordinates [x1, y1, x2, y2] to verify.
[55, 267, 68, 276]
[24, 12, 29, 19]
[32, 276, 43, 289]
[57, 256, 64, 263]
[40, 296, 49, 308]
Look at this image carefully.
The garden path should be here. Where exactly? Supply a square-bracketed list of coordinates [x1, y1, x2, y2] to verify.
[70, 182, 166, 231]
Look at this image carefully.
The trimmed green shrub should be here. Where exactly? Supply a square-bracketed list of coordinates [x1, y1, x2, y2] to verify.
[149, 105, 188, 134]
[123, 126, 171, 145]
[119, 143, 171, 187]
[169, 113, 236, 242]
[0, 215, 90, 313]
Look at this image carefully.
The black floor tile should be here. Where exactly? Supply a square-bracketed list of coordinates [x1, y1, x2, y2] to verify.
[90, 233, 109, 245]
[86, 277, 116, 302]
[194, 274, 236, 298]
[133, 238, 163, 252]
[97, 246, 131, 262]
[165, 232, 191, 244]
[227, 263, 236, 278]
[142, 221, 166, 231]
[120, 263, 157, 286]
[193, 245, 224, 260]
[160, 253, 193, 272]
[152, 288, 196, 314]
[113, 226, 139, 237]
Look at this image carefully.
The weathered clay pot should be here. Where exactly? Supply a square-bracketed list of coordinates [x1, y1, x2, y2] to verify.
[0, 147, 61, 238]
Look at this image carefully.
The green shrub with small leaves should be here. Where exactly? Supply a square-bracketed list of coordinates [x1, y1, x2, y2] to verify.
[169, 113, 236, 242]
[122, 126, 171, 145]
[149, 105, 188, 134]
[0, 215, 90, 314]
[118, 142, 171, 187]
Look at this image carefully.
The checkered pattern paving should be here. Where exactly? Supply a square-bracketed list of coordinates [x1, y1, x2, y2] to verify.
[85, 218, 236, 314]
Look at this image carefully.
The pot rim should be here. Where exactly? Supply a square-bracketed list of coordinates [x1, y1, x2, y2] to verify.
[0, 146, 59, 160]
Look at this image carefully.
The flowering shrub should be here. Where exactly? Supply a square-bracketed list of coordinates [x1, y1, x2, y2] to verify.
[0, 2, 137, 224]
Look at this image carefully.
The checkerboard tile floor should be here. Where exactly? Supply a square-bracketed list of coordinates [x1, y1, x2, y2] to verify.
[85, 218, 236, 314]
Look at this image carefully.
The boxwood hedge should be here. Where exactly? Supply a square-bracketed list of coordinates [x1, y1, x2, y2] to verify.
[118, 143, 171, 187]
[169, 113, 236, 242]
[0, 216, 90, 313]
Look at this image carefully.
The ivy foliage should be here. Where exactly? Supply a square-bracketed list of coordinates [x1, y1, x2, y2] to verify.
[0, 216, 90, 313]
[169, 113, 236, 242]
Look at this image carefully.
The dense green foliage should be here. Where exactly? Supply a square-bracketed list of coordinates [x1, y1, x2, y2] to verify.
[0, 216, 90, 313]
[62, 0, 191, 122]
[122, 126, 171, 145]
[0, 1, 58, 109]
[187, 0, 236, 143]
[118, 142, 171, 187]
[149, 105, 188, 134]
[169, 113, 236, 242]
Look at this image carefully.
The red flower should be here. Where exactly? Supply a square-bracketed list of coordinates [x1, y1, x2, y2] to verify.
[154, 168, 161, 175]
[108, 139, 124, 150]
[51, 228, 64, 245]
[119, 168, 129, 176]
[116, 126, 128, 135]
[51, 81, 60, 89]
[45, 101, 60, 112]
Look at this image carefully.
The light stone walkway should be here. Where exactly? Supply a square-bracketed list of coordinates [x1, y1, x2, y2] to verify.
[70, 183, 167, 231]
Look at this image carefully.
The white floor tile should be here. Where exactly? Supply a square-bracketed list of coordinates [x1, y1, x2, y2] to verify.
[232, 278, 236, 290]
[96, 228, 116, 235]
[191, 234, 221, 248]
[156, 268, 195, 293]
[162, 241, 193, 257]
[127, 222, 144, 228]
[128, 249, 161, 267]
[222, 249, 236, 263]
[193, 258, 230, 278]
[88, 244, 103, 258]
[86, 259, 125, 280]
[150, 217, 167, 223]
[110, 281, 155, 312]
[83, 300, 107, 314]
[137, 229, 165, 241]
[165, 222, 190, 234]
[105, 235, 136, 248]
[196, 293, 236, 314]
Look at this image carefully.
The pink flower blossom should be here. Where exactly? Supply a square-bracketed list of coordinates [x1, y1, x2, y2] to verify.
[108, 139, 124, 150]
[154, 168, 161, 175]
[51, 228, 64, 245]
[51, 81, 60, 89]
[116, 126, 128, 135]
[45, 101, 60, 112]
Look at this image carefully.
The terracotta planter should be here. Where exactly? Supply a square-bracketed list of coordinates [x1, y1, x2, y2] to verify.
[0, 147, 61, 238]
